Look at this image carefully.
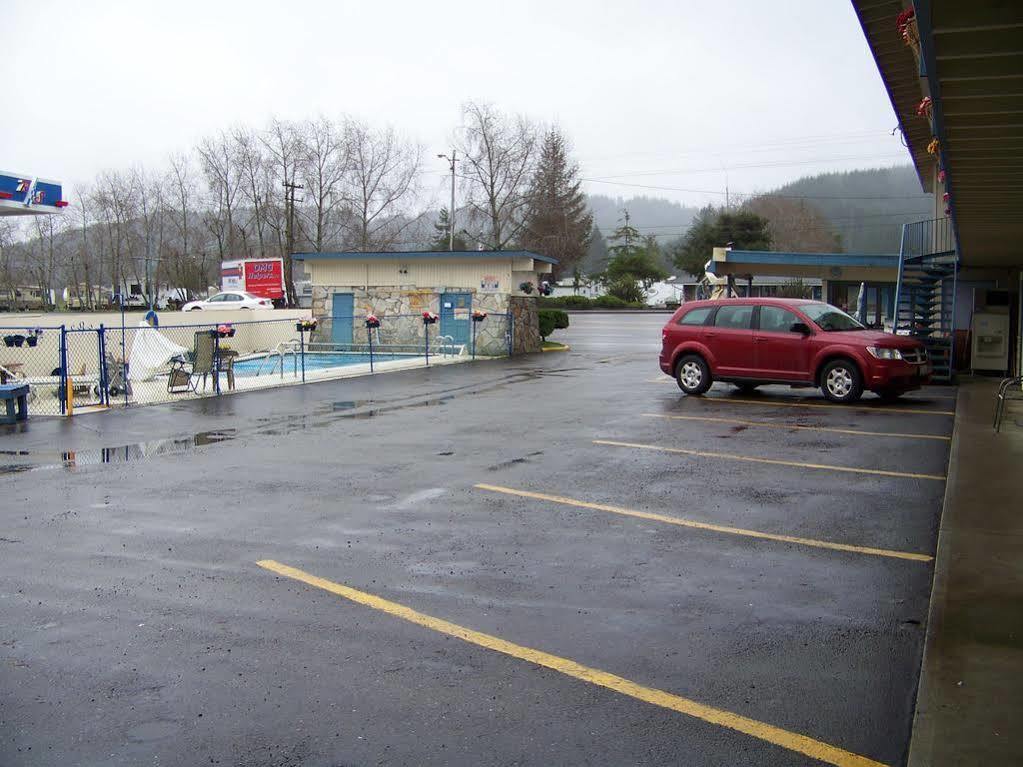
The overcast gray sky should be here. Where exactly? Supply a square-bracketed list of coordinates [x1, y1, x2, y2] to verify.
[3, 0, 907, 208]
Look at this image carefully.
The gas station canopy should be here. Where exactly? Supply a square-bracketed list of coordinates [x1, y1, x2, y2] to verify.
[0, 171, 67, 217]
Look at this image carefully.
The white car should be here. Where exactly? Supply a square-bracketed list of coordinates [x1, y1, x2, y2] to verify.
[181, 291, 274, 311]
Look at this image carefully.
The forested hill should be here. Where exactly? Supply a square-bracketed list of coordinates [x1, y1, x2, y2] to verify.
[586, 194, 699, 243]
[767, 165, 932, 254]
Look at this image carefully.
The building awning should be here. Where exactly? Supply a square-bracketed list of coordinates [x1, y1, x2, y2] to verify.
[708, 248, 900, 281]
[852, 0, 1023, 267]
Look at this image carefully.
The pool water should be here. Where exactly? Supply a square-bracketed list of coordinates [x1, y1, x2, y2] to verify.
[232, 352, 416, 377]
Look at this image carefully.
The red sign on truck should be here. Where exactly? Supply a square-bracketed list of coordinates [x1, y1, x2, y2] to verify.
[221, 258, 285, 300]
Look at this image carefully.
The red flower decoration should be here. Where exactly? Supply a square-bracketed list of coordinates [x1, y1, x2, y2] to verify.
[916, 97, 932, 117]
[942, 192, 950, 203]
[896, 8, 915, 35]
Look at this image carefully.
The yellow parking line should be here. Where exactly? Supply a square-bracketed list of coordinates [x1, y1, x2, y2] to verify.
[593, 439, 946, 481]
[641, 413, 951, 442]
[257, 559, 889, 767]
[475, 484, 932, 562]
[696, 397, 954, 417]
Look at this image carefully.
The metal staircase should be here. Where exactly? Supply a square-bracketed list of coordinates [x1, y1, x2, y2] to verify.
[894, 218, 958, 382]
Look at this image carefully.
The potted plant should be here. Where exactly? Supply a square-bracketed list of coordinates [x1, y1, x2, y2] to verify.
[25, 328, 43, 347]
[216, 323, 235, 338]
[296, 318, 318, 332]
[422, 311, 438, 325]
[916, 96, 932, 119]
[471, 310, 488, 322]
[519, 281, 534, 294]
[365, 314, 381, 329]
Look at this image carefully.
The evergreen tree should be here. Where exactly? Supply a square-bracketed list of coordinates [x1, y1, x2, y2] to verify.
[430, 208, 468, 251]
[521, 129, 593, 278]
[600, 211, 667, 301]
[581, 226, 610, 277]
[673, 207, 772, 277]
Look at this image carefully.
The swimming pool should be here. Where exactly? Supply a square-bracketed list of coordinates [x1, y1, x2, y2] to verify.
[232, 351, 417, 378]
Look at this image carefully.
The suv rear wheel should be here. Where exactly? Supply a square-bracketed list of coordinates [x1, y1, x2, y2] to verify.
[676, 354, 712, 395]
[820, 359, 863, 403]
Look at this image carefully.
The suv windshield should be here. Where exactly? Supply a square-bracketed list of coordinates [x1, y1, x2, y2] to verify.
[799, 302, 865, 332]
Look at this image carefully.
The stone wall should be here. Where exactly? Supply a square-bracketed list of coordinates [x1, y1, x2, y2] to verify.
[509, 295, 541, 354]
[310, 286, 535, 356]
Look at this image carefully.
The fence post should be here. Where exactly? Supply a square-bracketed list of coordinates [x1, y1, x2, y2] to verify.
[97, 325, 108, 406]
[367, 324, 374, 373]
[507, 312, 514, 357]
[424, 321, 430, 365]
[299, 325, 306, 383]
[213, 330, 221, 395]
[471, 319, 477, 361]
[59, 325, 68, 415]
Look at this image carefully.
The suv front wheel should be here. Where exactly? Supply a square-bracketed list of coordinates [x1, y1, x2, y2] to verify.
[820, 359, 863, 403]
[676, 354, 712, 396]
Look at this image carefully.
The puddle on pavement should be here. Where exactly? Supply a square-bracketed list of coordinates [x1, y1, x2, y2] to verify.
[0, 429, 236, 475]
[0, 364, 586, 475]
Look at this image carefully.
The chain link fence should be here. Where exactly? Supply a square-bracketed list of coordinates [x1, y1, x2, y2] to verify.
[0, 313, 512, 417]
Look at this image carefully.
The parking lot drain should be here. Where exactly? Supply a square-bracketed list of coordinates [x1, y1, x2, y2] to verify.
[474, 484, 933, 562]
[642, 413, 951, 442]
[594, 439, 947, 481]
[256, 559, 889, 767]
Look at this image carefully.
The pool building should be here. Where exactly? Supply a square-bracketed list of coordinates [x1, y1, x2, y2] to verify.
[293, 250, 556, 355]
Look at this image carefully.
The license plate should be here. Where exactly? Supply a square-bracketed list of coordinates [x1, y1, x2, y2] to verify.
[920, 364, 931, 376]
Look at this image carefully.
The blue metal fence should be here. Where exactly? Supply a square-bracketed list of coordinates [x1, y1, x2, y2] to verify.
[0, 312, 513, 417]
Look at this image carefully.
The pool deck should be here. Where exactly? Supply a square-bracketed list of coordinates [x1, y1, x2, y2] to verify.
[76, 353, 477, 413]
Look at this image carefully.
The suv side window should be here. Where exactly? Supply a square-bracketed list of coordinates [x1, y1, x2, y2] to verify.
[678, 307, 713, 326]
[714, 305, 753, 329]
[759, 305, 801, 333]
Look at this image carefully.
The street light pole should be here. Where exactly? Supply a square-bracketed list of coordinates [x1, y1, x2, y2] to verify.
[438, 151, 458, 251]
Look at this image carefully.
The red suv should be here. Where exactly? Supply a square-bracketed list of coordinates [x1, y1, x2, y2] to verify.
[659, 298, 931, 403]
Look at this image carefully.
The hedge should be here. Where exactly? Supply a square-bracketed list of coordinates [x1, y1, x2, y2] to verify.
[537, 308, 570, 340]
[537, 295, 646, 310]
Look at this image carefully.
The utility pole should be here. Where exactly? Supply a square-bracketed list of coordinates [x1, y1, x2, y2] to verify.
[283, 180, 304, 307]
[437, 151, 458, 250]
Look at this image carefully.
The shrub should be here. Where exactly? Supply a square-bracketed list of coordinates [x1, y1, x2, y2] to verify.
[537, 295, 592, 309]
[606, 277, 646, 304]
[592, 295, 630, 309]
[538, 310, 557, 340]
[549, 309, 570, 329]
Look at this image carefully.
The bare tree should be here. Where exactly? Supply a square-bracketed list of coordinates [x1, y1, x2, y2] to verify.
[342, 119, 422, 251]
[196, 131, 240, 260]
[456, 102, 538, 250]
[262, 118, 308, 304]
[299, 116, 349, 252]
[232, 126, 271, 258]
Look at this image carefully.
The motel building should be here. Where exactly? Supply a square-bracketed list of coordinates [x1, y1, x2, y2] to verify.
[846, 2, 1023, 765]
[293, 250, 556, 355]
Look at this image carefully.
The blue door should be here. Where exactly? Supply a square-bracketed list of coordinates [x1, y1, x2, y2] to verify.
[440, 292, 472, 346]
[331, 292, 354, 347]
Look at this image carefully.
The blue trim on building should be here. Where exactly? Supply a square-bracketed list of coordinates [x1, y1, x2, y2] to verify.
[293, 250, 558, 265]
[709, 250, 899, 274]
[913, 0, 963, 261]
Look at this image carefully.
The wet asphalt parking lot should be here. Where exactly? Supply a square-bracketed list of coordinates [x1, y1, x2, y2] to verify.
[0, 312, 953, 767]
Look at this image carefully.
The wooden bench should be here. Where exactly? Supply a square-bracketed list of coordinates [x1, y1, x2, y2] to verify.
[0, 383, 29, 424]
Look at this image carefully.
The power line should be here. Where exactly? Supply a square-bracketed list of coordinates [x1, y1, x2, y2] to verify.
[582, 153, 914, 180]
[580, 177, 932, 201]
